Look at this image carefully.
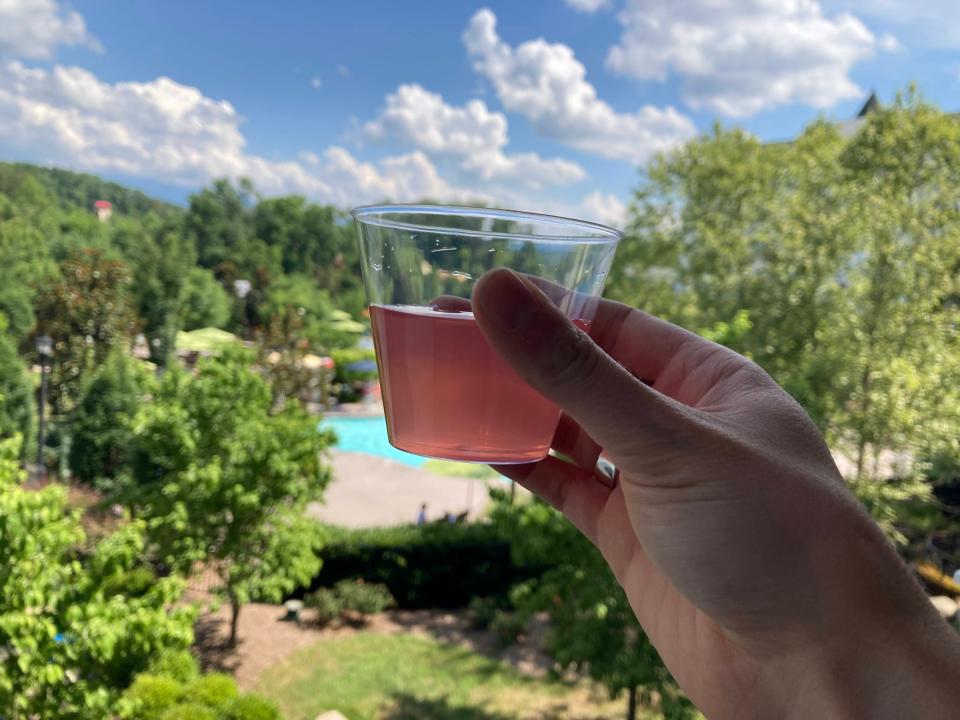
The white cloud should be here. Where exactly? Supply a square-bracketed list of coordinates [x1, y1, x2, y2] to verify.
[563, 0, 610, 13]
[0, 0, 100, 60]
[310, 76, 322, 89]
[607, 0, 882, 117]
[825, 1, 958, 48]
[579, 190, 627, 229]
[336, 64, 350, 78]
[361, 83, 585, 189]
[0, 60, 479, 206]
[463, 8, 695, 165]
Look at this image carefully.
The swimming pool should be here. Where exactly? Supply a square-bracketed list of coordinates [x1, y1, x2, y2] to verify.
[320, 415, 427, 468]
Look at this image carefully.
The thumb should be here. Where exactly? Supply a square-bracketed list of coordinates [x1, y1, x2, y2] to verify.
[472, 268, 693, 463]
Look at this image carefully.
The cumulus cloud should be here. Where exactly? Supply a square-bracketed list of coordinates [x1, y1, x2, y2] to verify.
[607, 0, 882, 117]
[463, 8, 695, 165]
[0, 0, 100, 60]
[826, 0, 957, 48]
[563, 0, 610, 13]
[310, 76, 322, 89]
[579, 190, 627, 229]
[0, 61, 478, 206]
[361, 83, 584, 188]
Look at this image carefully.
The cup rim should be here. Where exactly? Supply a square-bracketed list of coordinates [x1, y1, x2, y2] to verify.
[350, 204, 622, 244]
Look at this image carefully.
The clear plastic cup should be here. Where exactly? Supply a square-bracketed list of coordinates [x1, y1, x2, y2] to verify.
[352, 205, 621, 464]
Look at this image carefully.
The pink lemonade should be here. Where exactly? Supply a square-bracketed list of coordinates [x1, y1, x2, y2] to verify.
[370, 303, 562, 463]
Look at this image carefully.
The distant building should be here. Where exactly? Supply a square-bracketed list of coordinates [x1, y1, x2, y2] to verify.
[94, 200, 113, 222]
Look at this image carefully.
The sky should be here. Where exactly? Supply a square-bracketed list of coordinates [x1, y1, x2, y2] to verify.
[0, 0, 957, 228]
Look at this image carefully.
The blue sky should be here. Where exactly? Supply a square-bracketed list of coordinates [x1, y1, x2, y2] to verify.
[0, 0, 957, 226]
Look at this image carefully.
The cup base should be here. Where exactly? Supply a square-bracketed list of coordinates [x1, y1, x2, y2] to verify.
[386, 436, 549, 465]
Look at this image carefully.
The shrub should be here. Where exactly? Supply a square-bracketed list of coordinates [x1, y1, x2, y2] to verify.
[309, 522, 539, 608]
[305, 587, 342, 626]
[468, 596, 501, 630]
[490, 610, 526, 647]
[335, 579, 395, 616]
[159, 703, 218, 720]
[224, 694, 284, 720]
[102, 565, 157, 599]
[119, 675, 184, 720]
[183, 673, 239, 710]
[146, 649, 200, 684]
[0, 329, 34, 460]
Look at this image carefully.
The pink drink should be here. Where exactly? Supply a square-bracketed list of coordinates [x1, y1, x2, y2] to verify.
[370, 303, 561, 463]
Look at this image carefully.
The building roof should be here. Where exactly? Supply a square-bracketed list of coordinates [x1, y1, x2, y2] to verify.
[94, 200, 113, 209]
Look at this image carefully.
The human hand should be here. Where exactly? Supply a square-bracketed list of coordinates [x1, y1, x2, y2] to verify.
[472, 268, 960, 719]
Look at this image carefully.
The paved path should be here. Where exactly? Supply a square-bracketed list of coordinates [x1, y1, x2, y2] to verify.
[308, 450, 493, 527]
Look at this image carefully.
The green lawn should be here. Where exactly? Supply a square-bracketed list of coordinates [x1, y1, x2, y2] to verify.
[422, 459, 499, 480]
[255, 632, 630, 720]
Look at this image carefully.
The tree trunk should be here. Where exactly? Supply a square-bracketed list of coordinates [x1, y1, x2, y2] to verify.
[229, 595, 241, 647]
[625, 685, 638, 720]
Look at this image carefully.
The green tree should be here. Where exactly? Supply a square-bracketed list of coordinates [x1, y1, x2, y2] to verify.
[127, 348, 332, 645]
[491, 493, 694, 720]
[69, 350, 151, 487]
[609, 92, 960, 542]
[32, 248, 138, 414]
[179, 267, 232, 330]
[0, 318, 35, 459]
[0, 436, 194, 719]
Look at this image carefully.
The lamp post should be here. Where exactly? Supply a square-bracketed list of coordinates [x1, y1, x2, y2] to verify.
[35, 334, 52, 480]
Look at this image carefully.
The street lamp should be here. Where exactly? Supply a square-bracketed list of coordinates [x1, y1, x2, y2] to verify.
[35, 334, 52, 479]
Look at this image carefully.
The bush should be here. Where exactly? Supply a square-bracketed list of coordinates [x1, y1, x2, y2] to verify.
[335, 579, 395, 616]
[0, 330, 35, 460]
[308, 522, 538, 608]
[468, 596, 501, 630]
[119, 675, 184, 720]
[184, 673, 239, 710]
[490, 610, 526, 647]
[305, 587, 342, 626]
[224, 694, 284, 720]
[102, 566, 157, 599]
[160, 703, 218, 720]
[146, 649, 200, 684]
[69, 350, 147, 485]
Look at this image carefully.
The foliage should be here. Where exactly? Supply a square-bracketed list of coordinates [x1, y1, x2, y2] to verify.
[491, 491, 695, 720]
[489, 609, 526, 647]
[609, 92, 960, 542]
[146, 649, 201, 684]
[32, 248, 139, 414]
[223, 694, 284, 720]
[179, 267, 233, 331]
[305, 588, 342, 626]
[120, 669, 280, 720]
[313, 522, 534, 608]
[330, 346, 378, 383]
[69, 350, 151, 487]
[127, 348, 332, 644]
[306, 580, 395, 626]
[0, 436, 195, 720]
[0, 323, 35, 458]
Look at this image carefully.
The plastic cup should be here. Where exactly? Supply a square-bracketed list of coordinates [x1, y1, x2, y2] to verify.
[352, 205, 621, 464]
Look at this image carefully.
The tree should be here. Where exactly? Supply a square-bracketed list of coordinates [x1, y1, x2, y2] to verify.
[111, 217, 197, 365]
[69, 350, 151, 487]
[261, 273, 361, 350]
[127, 348, 333, 645]
[491, 492, 694, 720]
[32, 248, 138, 414]
[608, 92, 960, 542]
[0, 435, 194, 719]
[179, 267, 232, 331]
[0, 318, 35, 459]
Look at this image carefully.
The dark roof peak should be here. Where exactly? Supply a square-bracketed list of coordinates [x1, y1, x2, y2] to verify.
[857, 92, 880, 118]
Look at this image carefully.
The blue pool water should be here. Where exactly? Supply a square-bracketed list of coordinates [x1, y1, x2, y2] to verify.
[320, 415, 427, 468]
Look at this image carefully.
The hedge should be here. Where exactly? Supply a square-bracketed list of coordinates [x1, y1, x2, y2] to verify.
[301, 522, 542, 608]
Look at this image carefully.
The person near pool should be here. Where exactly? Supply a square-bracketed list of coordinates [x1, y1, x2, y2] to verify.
[471, 268, 960, 719]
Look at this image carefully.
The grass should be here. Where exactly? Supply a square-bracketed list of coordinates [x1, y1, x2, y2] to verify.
[255, 632, 630, 720]
[422, 459, 499, 480]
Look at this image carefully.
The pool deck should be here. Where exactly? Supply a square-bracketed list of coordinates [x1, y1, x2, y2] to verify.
[308, 450, 491, 528]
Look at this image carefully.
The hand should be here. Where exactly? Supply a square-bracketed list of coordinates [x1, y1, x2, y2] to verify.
[472, 268, 960, 719]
